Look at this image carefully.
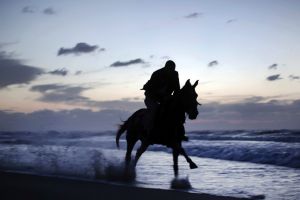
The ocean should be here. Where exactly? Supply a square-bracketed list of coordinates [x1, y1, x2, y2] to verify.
[0, 130, 299, 200]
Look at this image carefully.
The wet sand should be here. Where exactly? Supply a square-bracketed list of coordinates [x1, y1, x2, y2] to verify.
[0, 171, 250, 200]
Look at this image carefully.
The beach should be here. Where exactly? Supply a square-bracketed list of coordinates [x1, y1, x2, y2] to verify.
[0, 131, 299, 199]
[0, 171, 250, 200]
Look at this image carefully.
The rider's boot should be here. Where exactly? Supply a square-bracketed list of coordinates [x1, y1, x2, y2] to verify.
[146, 104, 159, 143]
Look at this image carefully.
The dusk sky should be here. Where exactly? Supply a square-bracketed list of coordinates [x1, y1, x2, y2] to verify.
[0, 0, 300, 131]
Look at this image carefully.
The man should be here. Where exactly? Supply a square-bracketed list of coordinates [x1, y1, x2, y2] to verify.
[142, 60, 180, 108]
[142, 60, 188, 141]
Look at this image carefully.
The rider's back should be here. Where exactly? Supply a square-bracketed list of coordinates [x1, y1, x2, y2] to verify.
[143, 67, 180, 102]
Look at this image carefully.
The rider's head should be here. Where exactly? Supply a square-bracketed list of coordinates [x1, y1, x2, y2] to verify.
[165, 60, 176, 71]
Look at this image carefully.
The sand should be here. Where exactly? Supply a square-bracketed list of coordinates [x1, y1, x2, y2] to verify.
[0, 171, 250, 200]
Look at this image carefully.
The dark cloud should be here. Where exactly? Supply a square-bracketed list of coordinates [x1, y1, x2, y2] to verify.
[161, 56, 170, 60]
[266, 74, 282, 81]
[226, 19, 237, 23]
[22, 6, 35, 13]
[75, 70, 82, 75]
[86, 100, 144, 111]
[121, 97, 142, 101]
[48, 68, 68, 76]
[31, 84, 67, 93]
[43, 7, 56, 15]
[57, 43, 99, 56]
[1, 99, 300, 131]
[110, 58, 145, 67]
[184, 12, 202, 19]
[30, 83, 143, 111]
[208, 60, 218, 67]
[0, 41, 18, 48]
[241, 95, 284, 104]
[268, 63, 278, 70]
[187, 99, 300, 130]
[242, 96, 267, 103]
[31, 84, 90, 103]
[289, 75, 300, 80]
[0, 109, 130, 132]
[0, 52, 44, 88]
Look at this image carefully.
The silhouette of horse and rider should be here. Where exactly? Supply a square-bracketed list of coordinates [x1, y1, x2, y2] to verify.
[116, 60, 201, 176]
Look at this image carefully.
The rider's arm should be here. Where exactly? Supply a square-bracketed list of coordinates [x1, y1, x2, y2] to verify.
[174, 71, 180, 92]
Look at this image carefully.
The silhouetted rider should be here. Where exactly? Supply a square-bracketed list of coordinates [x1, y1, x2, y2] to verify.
[142, 60, 187, 141]
[142, 60, 180, 108]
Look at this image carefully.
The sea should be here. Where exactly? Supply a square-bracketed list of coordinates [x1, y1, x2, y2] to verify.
[0, 130, 299, 200]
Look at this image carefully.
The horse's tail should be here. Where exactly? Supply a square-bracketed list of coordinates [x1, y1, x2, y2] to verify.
[116, 120, 129, 149]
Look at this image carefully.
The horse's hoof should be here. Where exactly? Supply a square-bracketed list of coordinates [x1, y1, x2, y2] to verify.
[189, 162, 198, 169]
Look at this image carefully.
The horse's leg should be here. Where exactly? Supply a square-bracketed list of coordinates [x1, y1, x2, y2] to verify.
[125, 136, 137, 166]
[134, 142, 148, 166]
[172, 148, 179, 177]
[179, 147, 198, 169]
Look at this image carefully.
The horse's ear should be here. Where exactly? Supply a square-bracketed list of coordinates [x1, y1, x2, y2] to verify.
[193, 80, 199, 88]
[185, 79, 191, 86]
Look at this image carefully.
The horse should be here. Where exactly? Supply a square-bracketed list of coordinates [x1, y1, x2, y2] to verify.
[116, 79, 200, 176]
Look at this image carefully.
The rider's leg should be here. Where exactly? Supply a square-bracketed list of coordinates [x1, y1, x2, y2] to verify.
[144, 96, 158, 140]
[144, 95, 157, 109]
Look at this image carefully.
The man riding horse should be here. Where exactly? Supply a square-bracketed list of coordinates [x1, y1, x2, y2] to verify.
[116, 60, 200, 176]
[142, 60, 188, 142]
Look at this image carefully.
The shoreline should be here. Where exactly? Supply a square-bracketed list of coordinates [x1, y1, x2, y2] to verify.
[0, 170, 250, 200]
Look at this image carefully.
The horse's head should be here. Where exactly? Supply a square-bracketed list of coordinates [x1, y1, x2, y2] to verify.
[178, 79, 200, 120]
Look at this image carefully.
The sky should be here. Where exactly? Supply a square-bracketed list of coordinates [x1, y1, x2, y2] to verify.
[0, 0, 300, 131]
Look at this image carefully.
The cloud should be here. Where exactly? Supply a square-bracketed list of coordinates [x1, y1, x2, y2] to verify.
[240, 95, 284, 104]
[1, 99, 300, 131]
[86, 100, 144, 111]
[21, 6, 56, 15]
[208, 60, 218, 67]
[110, 58, 145, 67]
[161, 56, 170, 60]
[57, 43, 99, 56]
[0, 52, 44, 88]
[22, 6, 35, 13]
[75, 70, 82, 75]
[0, 41, 18, 48]
[43, 7, 56, 15]
[30, 84, 90, 103]
[289, 75, 300, 80]
[226, 19, 237, 23]
[268, 63, 278, 70]
[242, 96, 267, 103]
[0, 109, 130, 132]
[30, 83, 143, 111]
[187, 99, 300, 130]
[184, 12, 202, 19]
[31, 84, 68, 93]
[266, 74, 282, 81]
[48, 68, 68, 76]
